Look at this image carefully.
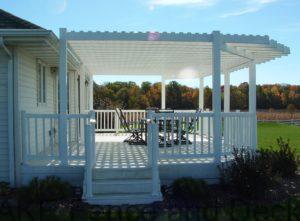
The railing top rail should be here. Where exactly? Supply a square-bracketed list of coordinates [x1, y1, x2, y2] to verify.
[25, 113, 60, 118]
[66, 114, 91, 119]
[24, 113, 91, 119]
[222, 112, 255, 117]
[152, 111, 213, 118]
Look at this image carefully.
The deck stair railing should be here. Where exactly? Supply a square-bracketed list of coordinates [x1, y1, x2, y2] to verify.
[83, 115, 96, 199]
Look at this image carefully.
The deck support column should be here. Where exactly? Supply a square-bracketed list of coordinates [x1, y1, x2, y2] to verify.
[79, 68, 85, 142]
[199, 76, 204, 110]
[249, 62, 257, 149]
[224, 72, 230, 112]
[212, 31, 222, 164]
[89, 75, 93, 110]
[161, 75, 166, 109]
[59, 28, 68, 165]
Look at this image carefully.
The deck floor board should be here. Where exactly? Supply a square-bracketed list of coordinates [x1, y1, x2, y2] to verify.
[26, 133, 230, 168]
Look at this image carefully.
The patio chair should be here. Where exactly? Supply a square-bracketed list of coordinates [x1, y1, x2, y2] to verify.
[175, 109, 201, 145]
[115, 108, 146, 145]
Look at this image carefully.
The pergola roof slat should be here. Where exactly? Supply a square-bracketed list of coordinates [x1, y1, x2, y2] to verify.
[66, 30, 290, 78]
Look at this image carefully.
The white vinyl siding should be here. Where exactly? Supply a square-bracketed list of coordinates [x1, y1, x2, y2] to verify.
[68, 71, 78, 114]
[18, 49, 56, 114]
[18, 49, 58, 162]
[0, 49, 9, 182]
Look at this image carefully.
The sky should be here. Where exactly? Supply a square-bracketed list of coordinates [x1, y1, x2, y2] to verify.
[1, 0, 299, 87]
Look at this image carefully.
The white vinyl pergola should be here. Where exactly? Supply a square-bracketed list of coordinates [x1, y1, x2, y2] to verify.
[58, 29, 289, 163]
[19, 29, 290, 204]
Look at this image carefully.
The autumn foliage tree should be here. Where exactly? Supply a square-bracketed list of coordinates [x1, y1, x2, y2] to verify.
[93, 81, 300, 111]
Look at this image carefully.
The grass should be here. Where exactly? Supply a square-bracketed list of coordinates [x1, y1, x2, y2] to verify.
[258, 122, 300, 153]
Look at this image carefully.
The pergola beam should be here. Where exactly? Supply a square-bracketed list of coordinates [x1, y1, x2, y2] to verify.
[221, 43, 254, 60]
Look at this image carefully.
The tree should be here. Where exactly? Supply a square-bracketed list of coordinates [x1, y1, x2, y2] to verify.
[287, 104, 296, 119]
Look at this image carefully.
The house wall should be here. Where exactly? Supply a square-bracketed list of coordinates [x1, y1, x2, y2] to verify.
[0, 49, 9, 182]
[18, 49, 57, 114]
[17, 49, 59, 158]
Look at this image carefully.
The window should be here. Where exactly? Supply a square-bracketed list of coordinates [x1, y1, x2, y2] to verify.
[37, 60, 46, 104]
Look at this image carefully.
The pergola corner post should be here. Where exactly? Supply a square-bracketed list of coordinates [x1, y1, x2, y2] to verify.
[212, 31, 222, 164]
[161, 75, 166, 109]
[59, 28, 68, 166]
[249, 61, 257, 149]
[224, 72, 230, 112]
[199, 76, 205, 136]
[79, 66, 85, 142]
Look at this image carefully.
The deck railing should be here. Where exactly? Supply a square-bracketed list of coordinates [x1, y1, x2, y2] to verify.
[21, 111, 92, 165]
[222, 112, 257, 154]
[146, 111, 256, 161]
[148, 111, 214, 160]
[94, 109, 212, 132]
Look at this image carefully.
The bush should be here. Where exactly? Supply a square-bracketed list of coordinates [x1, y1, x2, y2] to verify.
[172, 177, 210, 202]
[219, 148, 278, 199]
[0, 182, 10, 196]
[261, 137, 298, 178]
[18, 176, 72, 203]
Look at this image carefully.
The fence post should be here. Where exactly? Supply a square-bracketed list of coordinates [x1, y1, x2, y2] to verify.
[59, 114, 68, 165]
[21, 111, 28, 165]
[88, 110, 96, 166]
[84, 123, 93, 199]
[115, 110, 119, 134]
[150, 113, 160, 196]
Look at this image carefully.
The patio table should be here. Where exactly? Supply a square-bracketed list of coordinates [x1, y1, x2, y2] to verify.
[138, 118, 192, 146]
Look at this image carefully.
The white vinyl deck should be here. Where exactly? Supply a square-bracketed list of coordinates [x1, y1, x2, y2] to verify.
[26, 133, 231, 168]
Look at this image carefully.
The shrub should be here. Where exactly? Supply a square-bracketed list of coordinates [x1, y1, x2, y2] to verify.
[219, 148, 278, 199]
[261, 137, 299, 178]
[18, 176, 72, 203]
[172, 177, 210, 202]
[0, 182, 10, 196]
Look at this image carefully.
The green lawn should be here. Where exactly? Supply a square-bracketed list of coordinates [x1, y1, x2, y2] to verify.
[257, 122, 300, 153]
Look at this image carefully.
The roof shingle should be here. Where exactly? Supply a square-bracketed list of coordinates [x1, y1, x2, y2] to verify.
[0, 8, 44, 29]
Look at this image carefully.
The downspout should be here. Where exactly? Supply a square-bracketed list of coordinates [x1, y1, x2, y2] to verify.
[0, 37, 15, 186]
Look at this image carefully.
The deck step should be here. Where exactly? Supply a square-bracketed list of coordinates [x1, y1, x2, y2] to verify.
[93, 168, 152, 180]
[84, 193, 162, 205]
[92, 179, 152, 194]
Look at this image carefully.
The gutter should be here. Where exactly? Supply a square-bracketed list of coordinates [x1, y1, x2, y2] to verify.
[1, 29, 82, 70]
[0, 37, 15, 187]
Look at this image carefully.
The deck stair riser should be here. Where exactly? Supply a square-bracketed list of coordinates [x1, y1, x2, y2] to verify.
[84, 167, 162, 205]
[92, 179, 152, 194]
[93, 168, 152, 180]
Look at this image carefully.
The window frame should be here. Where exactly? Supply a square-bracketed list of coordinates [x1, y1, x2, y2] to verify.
[36, 59, 47, 105]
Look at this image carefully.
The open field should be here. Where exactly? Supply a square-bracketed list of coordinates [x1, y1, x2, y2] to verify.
[257, 122, 300, 153]
[257, 111, 300, 121]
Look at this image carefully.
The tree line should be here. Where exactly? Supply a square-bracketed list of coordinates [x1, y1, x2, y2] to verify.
[93, 81, 300, 110]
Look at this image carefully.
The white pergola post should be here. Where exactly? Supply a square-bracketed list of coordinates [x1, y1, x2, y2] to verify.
[59, 28, 68, 165]
[79, 70, 85, 142]
[89, 75, 93, 110]
[249, 61, 257, 149]
[199, 76, 204, 110]
[161, 75, 166, 109]
[224, 72, 230, 112]
[212, 31, 222, 164]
